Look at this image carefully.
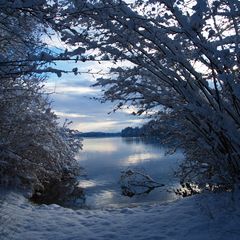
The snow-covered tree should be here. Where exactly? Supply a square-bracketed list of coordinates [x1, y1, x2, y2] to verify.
[0, 1, 82, 197]
[0, 0, 85, 78]
[0, 76, 81, 193]
[55, 0, 240, 189]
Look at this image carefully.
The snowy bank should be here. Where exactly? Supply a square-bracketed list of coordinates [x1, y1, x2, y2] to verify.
[1, 190, 240, 240]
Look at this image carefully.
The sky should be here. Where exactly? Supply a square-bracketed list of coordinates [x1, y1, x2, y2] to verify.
[41, 0, 151, 133]
[45, 59, 145, 133]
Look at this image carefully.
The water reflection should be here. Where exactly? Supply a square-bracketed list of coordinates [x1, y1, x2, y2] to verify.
[81, 138, 118, 153]
[78, 137, 183, 208]
[78, 180, 97, 188]
[123, 153, 161, 165]
[121, 137, 161, 145]
[97, 190, 114, 202]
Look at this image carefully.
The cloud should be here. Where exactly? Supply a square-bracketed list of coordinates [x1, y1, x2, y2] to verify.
[127, 119, 145, 124]
[45, 83, 99, 95]
[50, 91, 146, 132]
[54, 111, 92, 118]
[72, 120, 120, 132]
[44, 60, 146, 133]
[71, 118, 146, 132]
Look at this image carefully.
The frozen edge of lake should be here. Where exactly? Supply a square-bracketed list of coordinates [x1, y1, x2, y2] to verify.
[1, 190, 240, 240]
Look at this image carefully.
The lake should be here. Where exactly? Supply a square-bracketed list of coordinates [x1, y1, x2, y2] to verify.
[77, 137, 184, 209]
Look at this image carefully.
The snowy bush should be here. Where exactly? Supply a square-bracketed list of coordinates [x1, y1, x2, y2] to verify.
[0, 1, 82, 197]
[0, 75, 82, 195]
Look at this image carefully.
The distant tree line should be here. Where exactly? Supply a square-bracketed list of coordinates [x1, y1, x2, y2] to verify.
[76, 132, 121, 138]
[121, 120, 167, 138]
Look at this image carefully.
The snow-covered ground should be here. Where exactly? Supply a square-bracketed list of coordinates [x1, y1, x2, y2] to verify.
[1, 190, 240, 240]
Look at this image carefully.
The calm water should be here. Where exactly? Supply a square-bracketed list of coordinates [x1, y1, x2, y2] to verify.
[77, 137, 184, 208]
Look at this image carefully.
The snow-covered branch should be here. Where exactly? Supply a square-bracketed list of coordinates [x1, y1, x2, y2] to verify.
[55, 0, 240, 188]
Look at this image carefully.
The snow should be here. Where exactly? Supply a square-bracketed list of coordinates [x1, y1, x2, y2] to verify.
[1, 189, 240, 240]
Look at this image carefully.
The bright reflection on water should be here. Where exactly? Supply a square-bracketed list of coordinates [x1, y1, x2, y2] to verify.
[81, 140, 118, 153]
[124, 152, 162, 165]
[77, 137, 184, 209]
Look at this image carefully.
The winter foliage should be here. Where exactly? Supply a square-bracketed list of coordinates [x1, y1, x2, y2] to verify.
[52, 0, 240, 189]
[0, 1, 82, 196]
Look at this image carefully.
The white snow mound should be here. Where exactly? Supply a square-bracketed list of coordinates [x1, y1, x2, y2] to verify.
[0, 190, 240, 240]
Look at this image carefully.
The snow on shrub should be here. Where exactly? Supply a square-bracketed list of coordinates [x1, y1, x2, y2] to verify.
[0, 76, 82, 195]
[0, 1, 82, 197]
[54, 0, 240, 189]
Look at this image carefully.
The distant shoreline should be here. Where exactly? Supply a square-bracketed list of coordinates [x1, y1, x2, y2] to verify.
[76, 132, 121, 138]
